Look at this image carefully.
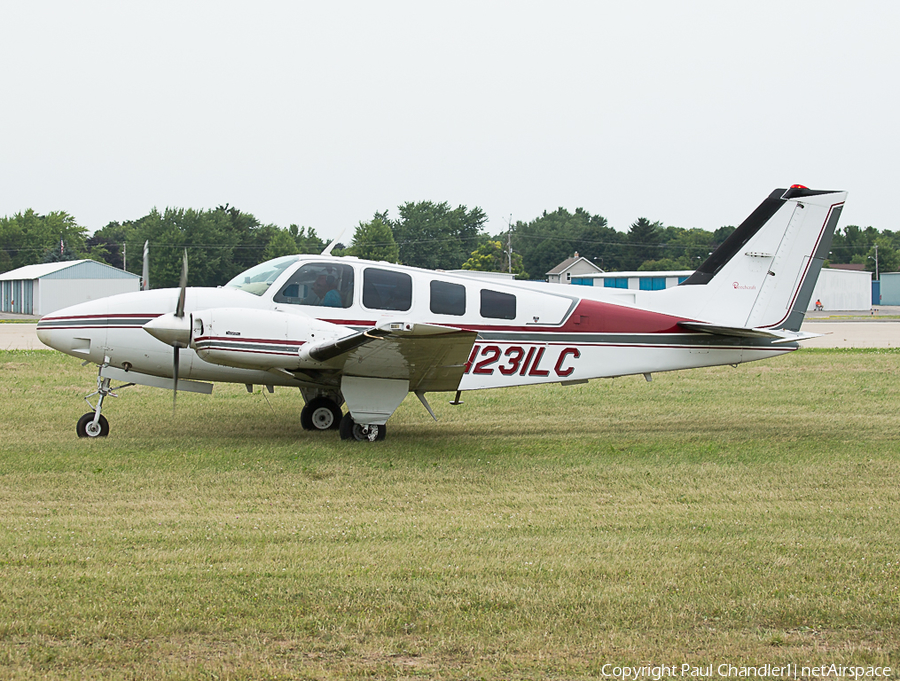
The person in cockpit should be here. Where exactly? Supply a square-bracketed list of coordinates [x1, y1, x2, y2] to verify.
[305, 274, 341, 307]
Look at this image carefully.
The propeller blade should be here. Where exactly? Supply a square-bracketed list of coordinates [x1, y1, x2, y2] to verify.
[175, 249, 188, 318]
[173, 346, 180, 412]
[142, 240, 150, 291]
[164, 248, 188, 412]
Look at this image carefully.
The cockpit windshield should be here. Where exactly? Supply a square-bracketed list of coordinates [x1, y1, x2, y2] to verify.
[224, 256, 298, 296]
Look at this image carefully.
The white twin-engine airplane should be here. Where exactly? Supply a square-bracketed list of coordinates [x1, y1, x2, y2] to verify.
[37, 186, 845, 442]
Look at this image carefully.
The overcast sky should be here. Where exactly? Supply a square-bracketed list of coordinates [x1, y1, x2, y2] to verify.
[2, 1, 898, 242]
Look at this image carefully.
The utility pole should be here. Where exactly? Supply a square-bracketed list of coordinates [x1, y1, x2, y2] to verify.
[869, 243, 880, 280]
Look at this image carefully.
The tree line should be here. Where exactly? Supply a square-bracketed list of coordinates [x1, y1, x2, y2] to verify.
[2, 202, 897, 288]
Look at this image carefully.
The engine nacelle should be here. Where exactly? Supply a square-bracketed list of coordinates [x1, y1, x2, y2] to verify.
[191, 307, 351, 370]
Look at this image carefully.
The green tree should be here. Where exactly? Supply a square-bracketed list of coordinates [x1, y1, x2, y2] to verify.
[462, 240, 525, 276]
[866, 237, 900, 276]
[831, 225, 880, 264]
[0, 210, 87, 271]
[644, 226, 720, 271]
[289, 225, 326, 254]
[347, 217, 399, 262]
[713, 225, 736, 244]
[264, 229, 301, 260]
[637, 257, 691, 271]
[623, 218, 663, 270]
[88, 207, 326, 285]
[512, 207, 617, 280]
[86, 222, 125, 268]
[386, 202, 486, 270]
[40, 239, 79, 263]
[103, 206, 272, 288]
[209, 204, 267, 275]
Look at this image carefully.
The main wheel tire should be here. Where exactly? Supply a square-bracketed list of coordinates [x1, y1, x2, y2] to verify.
[339, 413, 386, 442]
[301, 397, 342, 431]
[76, 412, 109, 438]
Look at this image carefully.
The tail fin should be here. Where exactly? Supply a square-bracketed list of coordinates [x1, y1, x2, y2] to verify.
[675, 186, 846, 331]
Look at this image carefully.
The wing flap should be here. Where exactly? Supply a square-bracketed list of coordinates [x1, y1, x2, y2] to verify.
[299, 321, 477, 393]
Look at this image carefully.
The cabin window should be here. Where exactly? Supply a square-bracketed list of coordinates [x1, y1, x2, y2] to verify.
[363, 268, 412, 311]
[480, 289, 516, 320]
[429, 280, 466, 316]
[273, 263, 355, 308]
[225, 255, 297, 296]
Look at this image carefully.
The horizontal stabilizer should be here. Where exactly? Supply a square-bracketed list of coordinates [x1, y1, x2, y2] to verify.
[679, 321, 822, 344]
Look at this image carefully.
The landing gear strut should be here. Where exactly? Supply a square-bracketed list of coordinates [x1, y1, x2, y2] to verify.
[76, 364, 132, 438]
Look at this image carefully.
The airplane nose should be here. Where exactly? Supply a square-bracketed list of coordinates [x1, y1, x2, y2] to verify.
[35, 320, 55, 349]
[143, 312, 191, 348]
[36, 308, 105, 357]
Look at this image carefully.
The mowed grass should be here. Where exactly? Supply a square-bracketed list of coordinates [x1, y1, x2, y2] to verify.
[0, 349, 898, 679]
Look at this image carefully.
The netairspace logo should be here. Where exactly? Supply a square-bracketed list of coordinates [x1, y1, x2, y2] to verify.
[599, 664, 892, 679]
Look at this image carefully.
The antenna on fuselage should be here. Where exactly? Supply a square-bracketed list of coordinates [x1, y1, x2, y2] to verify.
[321, 229, 347, 256]
[505, 213, 513, 275]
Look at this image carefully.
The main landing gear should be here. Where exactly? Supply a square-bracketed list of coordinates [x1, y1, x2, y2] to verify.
[299, 393, 385, 441]
[339, 413, 386, 442]
[300, 396, 343, 431]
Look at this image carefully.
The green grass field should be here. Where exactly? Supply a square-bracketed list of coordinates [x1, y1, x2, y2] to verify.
[1, 349, 898, 679]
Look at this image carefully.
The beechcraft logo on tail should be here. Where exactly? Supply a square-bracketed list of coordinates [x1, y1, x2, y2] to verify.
[733, 282, 757, 290]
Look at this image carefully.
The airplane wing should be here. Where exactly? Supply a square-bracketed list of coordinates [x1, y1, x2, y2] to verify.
[300, 321, 478, 392]
[678, 321, 821, 344]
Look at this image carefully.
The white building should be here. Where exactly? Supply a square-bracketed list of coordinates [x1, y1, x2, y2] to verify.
[545, 254, 603, 284]
[808, 268, 871, 311]
[0, 260, 141, 316]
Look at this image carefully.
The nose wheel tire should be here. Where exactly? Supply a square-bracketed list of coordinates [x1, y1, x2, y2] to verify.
[76, 413, 109, 438]
[300, 397, 343, 431]
[339, 413, 386, 442]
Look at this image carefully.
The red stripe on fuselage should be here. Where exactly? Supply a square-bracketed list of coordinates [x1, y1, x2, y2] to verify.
[193, 336, 306, 346]
[39, 313, 163, 322]
[557, 299, 688, 333]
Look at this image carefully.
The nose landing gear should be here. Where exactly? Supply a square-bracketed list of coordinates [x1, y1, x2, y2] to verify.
[76, 362, 134, 438]
[76, 411, 109, 438]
